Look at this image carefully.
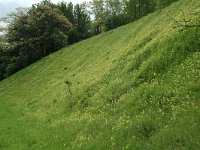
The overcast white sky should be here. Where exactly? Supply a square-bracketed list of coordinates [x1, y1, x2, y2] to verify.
[0, 0, 90, 18]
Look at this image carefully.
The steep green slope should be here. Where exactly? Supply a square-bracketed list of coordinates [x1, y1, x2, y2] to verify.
[0, 0, 200, 149]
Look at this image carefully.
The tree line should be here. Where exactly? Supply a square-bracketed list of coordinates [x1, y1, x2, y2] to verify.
[0, 0, 179, 80]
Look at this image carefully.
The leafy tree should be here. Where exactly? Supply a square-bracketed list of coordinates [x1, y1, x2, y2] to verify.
[27, 4, 72, 56]
[90, 0, 107, 34]
[125, 0, 156, 22]
[0, 51, 9, 80]
[1, 4, 71, 77]
[57, 1, 75, 24]
[104, 0, 127, 30]
[57, 1, 91, 43]
[74, 3, 91, 40]
[105, 0, 124, 15]
[104, 14, 126, 30]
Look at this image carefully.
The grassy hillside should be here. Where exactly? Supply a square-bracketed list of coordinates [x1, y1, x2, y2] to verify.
[0, 0, 200, 149]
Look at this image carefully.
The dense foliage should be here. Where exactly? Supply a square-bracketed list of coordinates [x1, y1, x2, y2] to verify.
[0, 4, 72, 79]
[5, 5, 71, 77]
[0, 0, 179, 80]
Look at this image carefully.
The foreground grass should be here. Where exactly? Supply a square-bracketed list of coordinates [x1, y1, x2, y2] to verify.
[0, 0, 200, 149]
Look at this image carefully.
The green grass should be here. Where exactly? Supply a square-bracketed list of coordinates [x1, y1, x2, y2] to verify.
[0, 0, 200, 149]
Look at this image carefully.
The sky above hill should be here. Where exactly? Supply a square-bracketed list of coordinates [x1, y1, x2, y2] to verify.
[0, 0, 90, 18]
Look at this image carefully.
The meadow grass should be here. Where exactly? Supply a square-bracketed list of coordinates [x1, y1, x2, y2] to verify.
[0, 0, 200, 149]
